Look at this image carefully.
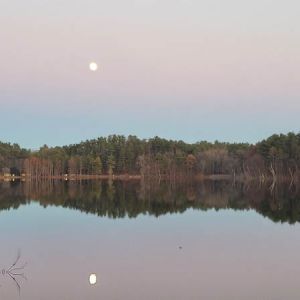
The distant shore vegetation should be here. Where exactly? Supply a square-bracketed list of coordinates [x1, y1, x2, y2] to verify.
[0, 133, 300, 183]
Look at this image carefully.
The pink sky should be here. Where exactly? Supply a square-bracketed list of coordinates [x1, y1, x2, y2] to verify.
[1, 0, 299, 147]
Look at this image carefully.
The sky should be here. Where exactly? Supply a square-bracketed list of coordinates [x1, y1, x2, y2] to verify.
[0, 0, 299, 148]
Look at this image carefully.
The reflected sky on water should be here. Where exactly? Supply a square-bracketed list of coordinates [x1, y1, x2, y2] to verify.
[1, 180, 300, 299]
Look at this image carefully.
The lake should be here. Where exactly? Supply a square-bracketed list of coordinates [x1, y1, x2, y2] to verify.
[1, 180, 300, 299]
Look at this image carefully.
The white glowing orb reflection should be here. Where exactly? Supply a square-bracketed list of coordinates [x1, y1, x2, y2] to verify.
[89, 62, 98, 71]
[89, 273, 97, 285]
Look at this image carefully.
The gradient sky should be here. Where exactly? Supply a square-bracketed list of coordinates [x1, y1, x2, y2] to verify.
[1, 0, 299, 148]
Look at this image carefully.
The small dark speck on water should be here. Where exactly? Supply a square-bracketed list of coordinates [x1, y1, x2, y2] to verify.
[179, 246, 182, 250]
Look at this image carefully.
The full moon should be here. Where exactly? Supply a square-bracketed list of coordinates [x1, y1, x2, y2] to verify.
[89, 62, 98, 71]
[89, 273, 97, 285]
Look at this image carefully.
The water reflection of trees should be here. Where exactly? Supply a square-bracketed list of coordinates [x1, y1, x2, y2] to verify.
[0, 180, 300, 224]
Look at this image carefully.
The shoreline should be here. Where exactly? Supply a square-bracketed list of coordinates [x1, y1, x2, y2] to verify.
[0, 173, 296, 183]
[0, 174, 142, 181]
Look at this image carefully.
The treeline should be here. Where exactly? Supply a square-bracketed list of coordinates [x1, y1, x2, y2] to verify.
[0, 133, 300, 181]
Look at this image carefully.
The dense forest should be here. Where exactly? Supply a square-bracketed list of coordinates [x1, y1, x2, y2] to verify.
[0, 132, 300, 182]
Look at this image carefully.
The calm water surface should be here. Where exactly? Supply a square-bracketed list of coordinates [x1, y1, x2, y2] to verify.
[0, 180, 300, 300]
